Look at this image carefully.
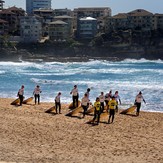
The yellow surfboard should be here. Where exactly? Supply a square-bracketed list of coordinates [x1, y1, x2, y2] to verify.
[45, 106, 56, 113]
[86, 105, 94, 114]
[22, 97, 34, 104]
[120, 105, 136, 114]
[68, 100, 81, 109]
[11, 98, 20, 105]
[65, 106, 83, 116]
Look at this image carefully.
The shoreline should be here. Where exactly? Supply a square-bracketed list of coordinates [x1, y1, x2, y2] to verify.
[0, 97, 163, 162]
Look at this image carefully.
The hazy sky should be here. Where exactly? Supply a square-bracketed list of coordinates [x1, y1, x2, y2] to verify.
[4, 0, 163, 15]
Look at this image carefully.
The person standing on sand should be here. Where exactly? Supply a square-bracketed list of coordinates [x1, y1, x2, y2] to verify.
[135, 91, 146, 116]
[105, 90, 112, 110]
[55, 92, 61, 114]
[108, 96, 117, 124]
[92, 97, 101, 125]
[70, 85, 79, 109]
[17, 85, 24, 106]
[99, 92, 105, 112]
[33, 85, 42, 105]
[113, 91, 121, 112]
[81, 93, 89, 118]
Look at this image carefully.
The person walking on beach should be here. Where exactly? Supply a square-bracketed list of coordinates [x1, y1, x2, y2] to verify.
[113, 91, 121, 112]
[135, 91, 146, 116]
[81, 93, 89, 118]
[70, 85, 79, 109]
[105, 90, 112, 110]
[85, 88, 91, 107]
[108, 96, 117, 124]
[33, 85, 42, 105]
[55, 92, 62, 114]
[17, 85, 24, 106]
[92, 97, 101, 125]
[99, 92, 105, 112]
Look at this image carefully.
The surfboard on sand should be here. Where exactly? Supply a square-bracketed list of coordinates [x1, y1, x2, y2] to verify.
[11, 98, 20, 105]
[65, 106, 83, 116]
[45, 106, 56, 113]
[22, 97, 34, 104]
[85, 105, 94, 114]
[120, 105, 137, 114]
[86, 112, 108, 124]
[68, 101, 81, 109]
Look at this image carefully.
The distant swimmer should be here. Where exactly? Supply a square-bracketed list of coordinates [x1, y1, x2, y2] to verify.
[113, 91, 121, 112]
[55, 92, 62, 114]
[92, 97, 101, 125]
[108, 96, 117, 124]
[17, 85, 24, 106]
[81, 93, 89, 118]
[135, 91, 146, 116]
[33, 85, 42, 105]
[70, 85, 79, 109]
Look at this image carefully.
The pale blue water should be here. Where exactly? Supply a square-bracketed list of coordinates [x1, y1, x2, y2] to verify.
[0, 58, 163, 112]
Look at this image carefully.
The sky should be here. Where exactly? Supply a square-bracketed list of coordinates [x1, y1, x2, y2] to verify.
[4, 0, 163, 15]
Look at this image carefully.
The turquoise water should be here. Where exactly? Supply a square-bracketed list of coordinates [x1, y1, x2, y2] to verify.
[0, 58, 162, 112]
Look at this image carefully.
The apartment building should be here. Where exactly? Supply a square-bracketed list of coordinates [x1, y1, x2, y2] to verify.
[20, 16, 42, 42]
[105, 9, 156, 33]
[77, 17, 97, 39]
[73, 7, 111, 31]
[54, 8, 73, 17]
[0, 18, 8, 35]
[53, 15, 73, 37]
[26, 0, 51, 15]
[0, 6, 25, 35]
[48, 20, 69, 41]
[154, 14, 163, 30]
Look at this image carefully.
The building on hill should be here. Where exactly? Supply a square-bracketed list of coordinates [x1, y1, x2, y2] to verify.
[105, 9, 157, 33]
[20, 15, 42, 43]
[0, 18, 8, 35]
[48, 20, 69, 41]
[26, 0, 51, 15]
[0, 6, 25, 35]
[73, 7, 111, 31]
[53, 15, 73, 37]
[154, 14, 163, 30]
[77, 17, 97, 39]
[54, 8, 73, 17]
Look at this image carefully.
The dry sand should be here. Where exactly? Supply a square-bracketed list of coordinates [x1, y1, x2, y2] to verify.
[0, 98, 163, 163]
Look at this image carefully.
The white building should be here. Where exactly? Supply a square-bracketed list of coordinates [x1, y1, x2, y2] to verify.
[20, 16, 42, 43]
[26, 0, 51, 15]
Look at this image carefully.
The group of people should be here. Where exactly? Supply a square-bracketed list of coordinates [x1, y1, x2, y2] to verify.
[69, 85, 146, 125]
[17, 85, 42, 106]
[17, 84, 146, 124]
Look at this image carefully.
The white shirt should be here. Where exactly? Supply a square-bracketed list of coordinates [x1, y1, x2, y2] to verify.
[81, 97, 89, 106]
[135, 94, 144, 103]
[55, 95, 61, 103]
[33, 87, 41, 95]
[71, 88, 78, 96]
[18, 88, 24, 95]
[99, 95, 105, 103]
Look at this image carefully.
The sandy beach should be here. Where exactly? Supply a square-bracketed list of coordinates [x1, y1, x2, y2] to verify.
[0, 98, 163, 163]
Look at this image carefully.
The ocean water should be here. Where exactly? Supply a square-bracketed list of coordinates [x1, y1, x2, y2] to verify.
[0, 58, 162, 112]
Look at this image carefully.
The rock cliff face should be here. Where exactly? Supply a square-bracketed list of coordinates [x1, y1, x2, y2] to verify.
[0, 43, 163, 62]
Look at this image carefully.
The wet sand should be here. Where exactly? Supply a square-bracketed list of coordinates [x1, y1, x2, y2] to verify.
[0, 98, 163, 163]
